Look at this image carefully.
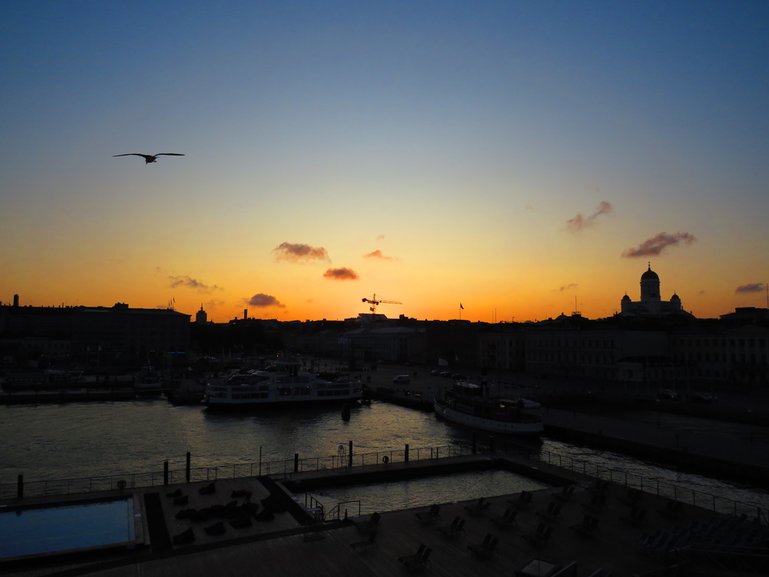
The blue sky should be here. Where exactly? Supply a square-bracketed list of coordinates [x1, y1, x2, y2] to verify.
[2, 1, 768, 321]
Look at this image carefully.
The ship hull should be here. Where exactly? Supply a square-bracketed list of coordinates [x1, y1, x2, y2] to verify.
[434, 398, 543, 435]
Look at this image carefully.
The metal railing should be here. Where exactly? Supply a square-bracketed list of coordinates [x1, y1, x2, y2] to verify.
[0, 443, 471, 501]
[2, 442, 767, 527]
[538, 449, 768, 524]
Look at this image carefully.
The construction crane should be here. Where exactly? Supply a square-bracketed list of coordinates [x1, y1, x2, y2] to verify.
[362, 293, 401, 314]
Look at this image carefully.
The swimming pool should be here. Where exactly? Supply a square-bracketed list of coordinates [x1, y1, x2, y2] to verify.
[0, 497, 136, 561]
[304, 469, 551, 516]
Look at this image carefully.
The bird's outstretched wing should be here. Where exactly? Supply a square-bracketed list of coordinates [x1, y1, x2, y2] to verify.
[113, 153, 150, 158]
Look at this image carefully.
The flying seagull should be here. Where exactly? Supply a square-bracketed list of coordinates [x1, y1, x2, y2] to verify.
[113, 153, 185, 164]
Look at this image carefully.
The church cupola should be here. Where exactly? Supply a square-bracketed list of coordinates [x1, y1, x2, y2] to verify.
[640, 263, 661, 302]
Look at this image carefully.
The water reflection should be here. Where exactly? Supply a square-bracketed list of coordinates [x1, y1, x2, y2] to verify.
[306, 470, 551, 516]
[1, 401, 767, 511]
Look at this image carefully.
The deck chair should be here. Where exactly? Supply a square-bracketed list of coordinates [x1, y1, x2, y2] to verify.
[355, 511, 381, 535]
[509, 490, 533, 510]
[468, 533, 499, 559]
[555, 484, 576, 502]
[620, 506, 647, 527]
[582, 491, 606, 515]
[415, 504, 441, 524]
[491, 506, 518, 530]
[399, 544, 432, 570]
[570, 513, 599, 537]
[437, 516, 465, 539]
[537, 501, 562, 523]
[350, 529, 378, 550]
[465, 496, 491, 515]
[522, 522, 553, 548]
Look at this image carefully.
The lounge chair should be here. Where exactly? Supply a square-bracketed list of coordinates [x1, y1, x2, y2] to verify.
[570, 513, 599, 537]
[555, 484, 576, 502]
[582, 491, 607, 515]
[522, 522, 553, 548]
[491, 506, 518, 531]
[398, 544, 432, 571]
[350, 529, 378, 550]
[354, 511, 381, 535]
[509, 490, 533, 510]
[468, 532, 499, 559]
[537, 501, 562, 523]
[465, 496, 491, 515]
[619, 506, 647, 527]
[415, 504, 441, 525]
[437, 516, 465, 539]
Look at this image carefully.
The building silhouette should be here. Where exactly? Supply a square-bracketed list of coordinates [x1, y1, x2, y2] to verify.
[621, 264, 689, 317]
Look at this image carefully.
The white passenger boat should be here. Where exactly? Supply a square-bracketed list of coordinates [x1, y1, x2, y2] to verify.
[433, 381, 543, 435]
[205, 358, 362, 409]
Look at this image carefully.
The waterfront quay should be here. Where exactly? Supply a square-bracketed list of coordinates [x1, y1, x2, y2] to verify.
[2, 450, 767, 577]
[367, 364, 769, 487]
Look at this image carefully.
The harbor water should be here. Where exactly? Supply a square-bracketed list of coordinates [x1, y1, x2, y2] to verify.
[1, 400, 767, 512]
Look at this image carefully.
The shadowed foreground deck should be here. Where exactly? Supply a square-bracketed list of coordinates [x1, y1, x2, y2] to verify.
[4, 454, 766, 577]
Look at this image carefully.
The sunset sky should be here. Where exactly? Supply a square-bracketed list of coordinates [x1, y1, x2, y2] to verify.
[2, 1, 768, 323]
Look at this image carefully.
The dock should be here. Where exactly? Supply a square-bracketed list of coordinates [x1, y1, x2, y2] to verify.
[2, 452, 767, 577]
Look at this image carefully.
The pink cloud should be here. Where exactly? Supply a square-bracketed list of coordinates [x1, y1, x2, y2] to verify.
[273, 242, 329, 262]
[566, 201, 613, 233]
[622, 232, 696, 258]
[323, 268, 359, 281]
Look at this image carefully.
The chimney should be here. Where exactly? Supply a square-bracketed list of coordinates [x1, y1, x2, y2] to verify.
[243, 308, 248, 320]
[13, 294, 19, 307]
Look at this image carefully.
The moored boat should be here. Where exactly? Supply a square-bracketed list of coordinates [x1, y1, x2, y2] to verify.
[205, 357, 363, 409]
[433, 381, 543, 435]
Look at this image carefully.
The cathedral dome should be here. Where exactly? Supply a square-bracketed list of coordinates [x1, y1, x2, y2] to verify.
[641, 265, 659, 281]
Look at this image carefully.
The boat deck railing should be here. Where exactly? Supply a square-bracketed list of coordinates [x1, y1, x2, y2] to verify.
[2, 442, 767, 525]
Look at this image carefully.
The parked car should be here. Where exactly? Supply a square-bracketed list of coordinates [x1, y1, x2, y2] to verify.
[657, 388, 679, 401]
[690, 391, 717, 403]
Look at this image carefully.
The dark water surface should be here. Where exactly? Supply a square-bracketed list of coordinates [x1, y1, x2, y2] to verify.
[1, 400, 767, 511]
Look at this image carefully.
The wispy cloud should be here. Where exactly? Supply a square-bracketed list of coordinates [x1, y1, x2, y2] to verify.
[735, 283, 766, 294]
[555, 283, 578, 292]
[622, 232, 696, 258]
[566, 201, 613, 233]
[273, 242, 329, 262]
[323, 267, 359, 280]
[376, 234, 386, 241]
[247, 293, 285, 308]
[364, 249, 395, 260]
[169, 275, 220, 292]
